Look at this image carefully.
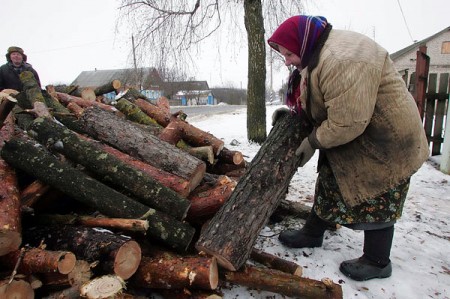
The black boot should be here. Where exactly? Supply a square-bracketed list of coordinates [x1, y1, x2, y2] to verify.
[278, 210, 328, 248]
[340, 225, 394, 281]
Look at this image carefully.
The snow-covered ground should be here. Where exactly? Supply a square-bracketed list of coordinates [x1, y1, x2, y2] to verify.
[188, 105, 450, 299]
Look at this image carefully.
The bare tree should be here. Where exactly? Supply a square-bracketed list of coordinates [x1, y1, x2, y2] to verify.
[117, 0, 304, 143]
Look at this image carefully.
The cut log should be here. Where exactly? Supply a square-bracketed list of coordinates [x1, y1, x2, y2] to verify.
[271, 198, 312, 222]
[217, 148, 244, 165]
[28, 117, 191, 220]
[94, 80, 121, 96]
[43, 285, 80, 299]
[80, 275, 125, 299]
[221, 264, 343, 299]
[20, 180, 50, 208]
[0, 279, 34, 299]
[70, 87, 96, 102]
[66, 102, 84, 118]
[19, 71, 45, 106]
[39, 260, 92, 289]
[116, 98, 160, 126]
[0, 118, 21, 257]
[79, 106, 206, 191]
[130, 254, 218, 290]
[187, 176, 237, 224]
[157, 289, 223, 299]
[196, 114, 311, 271]
[35, 214, 149, 233]
[1, 136, 155, 219]
[95, 141, 191, 197]
[250, 248, 302, 276]
[0, 248, 76, 275]
[54, 91, 117, 113]
[23, 225, 141, 280]
[206, 160, 247, 177]
[134, 97, 172, 127]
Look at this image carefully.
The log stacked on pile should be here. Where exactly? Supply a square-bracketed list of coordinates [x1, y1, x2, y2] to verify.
[0, 72, 343, 299]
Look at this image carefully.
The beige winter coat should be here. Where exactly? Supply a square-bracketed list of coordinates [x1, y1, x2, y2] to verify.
[299, 29, 429, 207]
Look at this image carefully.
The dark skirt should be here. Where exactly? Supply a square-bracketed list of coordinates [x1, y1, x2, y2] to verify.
[313, 161, 410, 226]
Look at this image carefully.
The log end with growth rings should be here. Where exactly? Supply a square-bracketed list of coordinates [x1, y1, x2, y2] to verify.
[57, 252, 77, 275]
[114, 240, 142, 280]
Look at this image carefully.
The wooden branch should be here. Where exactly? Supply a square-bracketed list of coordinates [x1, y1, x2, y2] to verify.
[0, 248, 76, 275]
[196, 114, 310, 271]
[35, 214, 149, 233]
[250, 248, 302, 276]
[221, 264, 342, 299]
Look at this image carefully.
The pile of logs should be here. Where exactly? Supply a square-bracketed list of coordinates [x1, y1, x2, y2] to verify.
[0, 72, 343, 299]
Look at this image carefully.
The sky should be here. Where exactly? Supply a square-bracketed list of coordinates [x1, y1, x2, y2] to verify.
[183, 104, 450, 299]
[1, 0, 449, 90]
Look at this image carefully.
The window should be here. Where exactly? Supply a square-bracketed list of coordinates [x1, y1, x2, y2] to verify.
[442, 41, 450, 54]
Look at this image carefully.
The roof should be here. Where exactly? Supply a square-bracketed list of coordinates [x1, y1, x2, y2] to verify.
[71, 67, 163, 89]
[390, 26, 450, 60]
[165, 81, 209, 91]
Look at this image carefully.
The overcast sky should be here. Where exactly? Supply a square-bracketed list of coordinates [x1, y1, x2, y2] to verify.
[1, 0, 449, 90]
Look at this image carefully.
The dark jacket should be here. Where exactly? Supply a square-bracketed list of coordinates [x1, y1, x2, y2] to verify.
[0, 62, 41, 91]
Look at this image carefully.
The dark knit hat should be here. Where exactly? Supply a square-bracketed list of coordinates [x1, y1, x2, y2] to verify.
[6, 46, 27, 62]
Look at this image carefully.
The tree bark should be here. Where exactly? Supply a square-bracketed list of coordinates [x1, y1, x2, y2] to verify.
[221, 264, 343, 299]
[0, 118, 21, 256]
[134, 98, 172, 127]
[196, 114, 310, 270]
[28, 117, 191, 220]
[79, 106, 206, 191]
[131, 254, 218, 290]
[0, 279, 34, 299]
[244, 0, 267, 144]
[54, 91, 117, 113]
[23, 225, 141, 280]
[250, 248, 302, 276]
[39, 260, 92, 289]
[0, 248, 76, 275]
[116, 98, 160, 126]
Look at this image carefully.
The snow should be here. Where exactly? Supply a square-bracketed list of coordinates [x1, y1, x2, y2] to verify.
[186, 105, 450, 299]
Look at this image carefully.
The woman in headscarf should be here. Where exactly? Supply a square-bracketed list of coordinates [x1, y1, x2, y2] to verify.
[269, 15, 429, 281]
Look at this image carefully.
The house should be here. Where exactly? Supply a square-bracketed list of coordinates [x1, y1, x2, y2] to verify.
[164, 80, 215, 106]
[390, 26, 450, 89]
[71, 67, 164, 101]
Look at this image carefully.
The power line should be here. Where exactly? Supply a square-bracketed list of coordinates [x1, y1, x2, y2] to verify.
[396, 0, 415, 42]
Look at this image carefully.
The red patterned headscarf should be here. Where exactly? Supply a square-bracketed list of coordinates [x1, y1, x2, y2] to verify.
[268, 15, 328, 111]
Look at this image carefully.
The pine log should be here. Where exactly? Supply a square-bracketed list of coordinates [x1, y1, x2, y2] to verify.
[157, 289, 222, 299]
[0, 279, 34, 299]
[95, 141, 191, 197]
[160, 118, 225, 156]
[19, 71, 45, 106]
[20, 180, 50, 208]
[134, 97, 172, 126]
[35, 214, 149, 233]
[196, 114, 311, 271]
[39, 260, 92, 289]
[79, 106, 206, 191]
[0, 118, 21, 256]
[156, 96, 170, 114]
[1, 136, 155, 219]
[271, 198, 312, 221]
[222, 264, 343, 299]
[66, 102, 84, 118]
[116, 98, 160, 126]
[23, 225, 141, 280]
[54, 91, 117, 113]
[217, 148, 244, 165]
[0, 248, 76, 275]
[28, 117, 191, 220]
[187, 176, 237, 224]
[94, 80, 121, 96]
[43, 285, 80, 299]
[250, 248, 302, 276]
[80, 275, 125, 299]
[187, 146, 215, 164]
[131, 254, 218, 290]
[70, 87, 96, 102]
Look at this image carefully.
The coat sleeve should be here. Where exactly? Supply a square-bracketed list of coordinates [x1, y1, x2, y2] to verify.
[310, 56, 383, 149]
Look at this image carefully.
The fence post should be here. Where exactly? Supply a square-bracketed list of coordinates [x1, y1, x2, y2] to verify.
[440, 96, 450, 174]
[414, 45, 430, 120]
